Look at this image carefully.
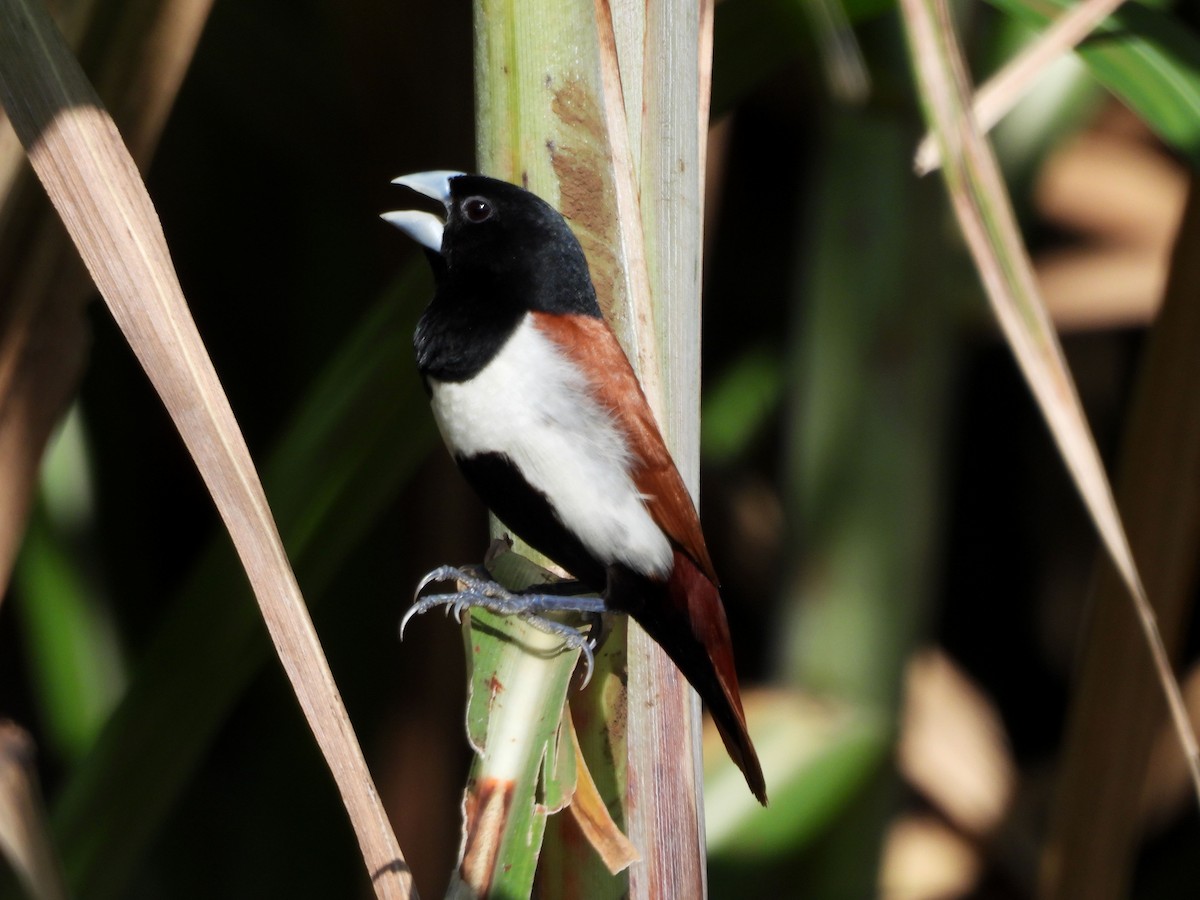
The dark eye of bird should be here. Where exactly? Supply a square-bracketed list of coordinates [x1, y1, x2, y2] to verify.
[462, 197, 493, 223]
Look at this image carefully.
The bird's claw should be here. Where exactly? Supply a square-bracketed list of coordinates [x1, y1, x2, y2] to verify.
[412, 564, 497, 602]
[402, 565, 598, 686]
[563, 631, 596, 688]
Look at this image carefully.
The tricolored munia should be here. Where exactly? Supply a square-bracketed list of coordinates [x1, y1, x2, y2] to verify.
[384, 171, 766, 804]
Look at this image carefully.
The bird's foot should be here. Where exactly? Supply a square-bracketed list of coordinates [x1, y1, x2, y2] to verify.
[402, 565, 606, 686]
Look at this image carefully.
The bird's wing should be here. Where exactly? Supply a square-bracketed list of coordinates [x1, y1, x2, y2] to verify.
[530, 311, 718, 583]
[531, 311, 767, 803]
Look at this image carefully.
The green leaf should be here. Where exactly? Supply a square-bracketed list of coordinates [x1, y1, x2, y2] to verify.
[12, 505, 125, 763]
[457, 548, 583, 898]
[987, 0, 1200, 171]
[706, 695, 889, 858]
[701, 348, 784, 465]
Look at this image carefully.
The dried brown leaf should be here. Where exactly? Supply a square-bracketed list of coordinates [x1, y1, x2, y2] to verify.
[899, 0, 1200, 809]
[915, 0, 1129, 173]
[0, 0, 210, 605]
[0, 722, 67, 900]
[0, 2, 413, 895]
[567, 717, 639, 874]
[1042, 180, 1200, 899]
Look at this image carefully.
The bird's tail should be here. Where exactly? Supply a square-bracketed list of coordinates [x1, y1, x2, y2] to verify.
[615, 549, 767, 804]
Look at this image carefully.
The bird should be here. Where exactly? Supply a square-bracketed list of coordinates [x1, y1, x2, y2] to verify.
[383, 171, 767, 804]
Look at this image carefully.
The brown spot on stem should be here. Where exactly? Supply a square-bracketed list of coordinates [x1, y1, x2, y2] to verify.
[548, 74, 624, 321]
[460, 777, 516, 894]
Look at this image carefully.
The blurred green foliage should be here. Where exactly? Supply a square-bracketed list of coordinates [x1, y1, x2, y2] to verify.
[2, 0, 1200, 897]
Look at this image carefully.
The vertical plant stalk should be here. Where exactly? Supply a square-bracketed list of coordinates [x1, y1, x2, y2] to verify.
[0, 2, 413, 896]
[471, 0, 710, 894]
[470, 2, 637, 895]
[444, 550, 582, 899]
[1041, 182, 1200, 899]
[897, 0, 1200, 800]
[0, 722, 68, 900]
[623, 0, 712, 896]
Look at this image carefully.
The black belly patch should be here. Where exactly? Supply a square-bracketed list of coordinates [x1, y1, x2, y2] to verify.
[455, 452, 609, 590]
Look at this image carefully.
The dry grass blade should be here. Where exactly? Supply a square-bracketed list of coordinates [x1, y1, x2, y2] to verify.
[1041, 181, 1200, 898]
[0, 0, 210, 614]
[0, 0, 101, 612]
[897, 0, 1200, 803]
[916, 0, 1127, 174]
[0, 723, 67, 900]
[804, 0, 870, 104]
[0, 220, 89, 600]
[89, 0, 214, 166]
[0, 0, 100, 204]
[0, 2, 413, 896]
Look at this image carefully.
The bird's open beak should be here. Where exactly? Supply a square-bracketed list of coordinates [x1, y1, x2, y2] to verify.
[382, 170, 465, 253]
[391, 170, 461, 204]
[380, 209, 444, 252]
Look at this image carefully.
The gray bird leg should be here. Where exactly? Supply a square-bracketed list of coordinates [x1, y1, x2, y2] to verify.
[401, 565, 608, 685]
